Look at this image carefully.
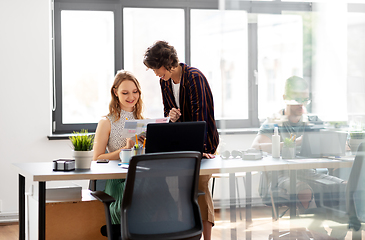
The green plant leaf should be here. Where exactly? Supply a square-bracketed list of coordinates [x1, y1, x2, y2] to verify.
[283, 137, 295, 148]
[69, 129, 94, 151]
[350, 131, 365, 139]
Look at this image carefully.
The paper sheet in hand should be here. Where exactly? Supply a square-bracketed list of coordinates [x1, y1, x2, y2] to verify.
[122, 117, 169, 138]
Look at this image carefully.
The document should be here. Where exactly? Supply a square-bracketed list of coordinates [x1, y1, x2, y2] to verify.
[122, 117, 169, 138]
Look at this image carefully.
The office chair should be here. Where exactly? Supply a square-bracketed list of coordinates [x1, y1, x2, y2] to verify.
[347, 142, 365, 237]
[258, 171, 293, 220]
[91, 151, 203, 240]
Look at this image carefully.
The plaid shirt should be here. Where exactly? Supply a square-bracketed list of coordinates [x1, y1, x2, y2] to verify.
[160, 63, 219, 154]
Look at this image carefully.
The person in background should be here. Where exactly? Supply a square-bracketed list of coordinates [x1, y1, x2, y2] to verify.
[251, 76, 346, 215]
[143, 40, 219, 240]
[93, 70, 144, 225]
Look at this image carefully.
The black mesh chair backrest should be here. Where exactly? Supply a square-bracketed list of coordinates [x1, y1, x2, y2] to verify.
[120, 151, 203, 240]
[347, 142, 365, 224]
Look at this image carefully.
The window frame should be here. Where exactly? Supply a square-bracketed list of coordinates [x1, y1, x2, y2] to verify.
[52, 0, 314, 134]
[53, 0, 122, 133]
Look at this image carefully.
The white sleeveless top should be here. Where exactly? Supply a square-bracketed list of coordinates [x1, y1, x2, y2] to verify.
[106, 109, 135, 153]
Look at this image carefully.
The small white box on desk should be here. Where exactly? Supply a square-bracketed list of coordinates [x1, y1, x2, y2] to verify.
[242, 152, 262, 160]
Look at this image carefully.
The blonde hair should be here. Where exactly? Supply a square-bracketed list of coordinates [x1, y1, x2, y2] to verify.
[108, 70, 143, 121]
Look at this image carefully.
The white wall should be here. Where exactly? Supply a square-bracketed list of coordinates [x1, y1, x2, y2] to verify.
[0, 0, 79, 216]
[0, 0, 258, 217]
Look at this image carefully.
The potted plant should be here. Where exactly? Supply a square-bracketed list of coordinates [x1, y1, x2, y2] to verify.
[282, 137, 296, 159]
[349, 131, 365, 153]
[69, 129, 94, 169]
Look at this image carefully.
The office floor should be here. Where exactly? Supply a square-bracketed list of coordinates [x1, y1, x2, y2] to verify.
[1, 206, 364, 240]
[212, 206, 364, 240]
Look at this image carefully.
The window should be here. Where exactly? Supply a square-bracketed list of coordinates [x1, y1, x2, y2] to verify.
[123, 8, 185, 119]
[61, 10, 114, 124]
[348, 12, 365, 117]
[191, 9, 249, 121]
[53, 1, 121, 133]
[53, 1, 215, 134]
[257, 13, 304, 120]
[57, 0, 363, 134]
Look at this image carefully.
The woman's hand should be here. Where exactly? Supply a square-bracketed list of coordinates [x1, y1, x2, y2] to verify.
[125, 138, 135, 149]
[169, 108, 181, 122]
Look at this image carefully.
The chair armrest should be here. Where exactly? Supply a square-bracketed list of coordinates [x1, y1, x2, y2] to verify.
[91, 191, 116, 240]
[349, 216, 362, 231]
[91, 191, 116, 204]
[198, 190, 205, 196]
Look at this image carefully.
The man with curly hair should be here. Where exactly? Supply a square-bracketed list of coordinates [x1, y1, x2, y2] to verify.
[144, 40, 219, 240]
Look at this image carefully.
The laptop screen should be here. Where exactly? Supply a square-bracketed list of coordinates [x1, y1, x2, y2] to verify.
[145, 121, 206, 154]
[299, 131, 347, 158]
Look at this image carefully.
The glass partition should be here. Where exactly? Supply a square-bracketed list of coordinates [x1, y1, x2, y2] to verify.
[191, 9, 248, 120]
[216, 0, 365, 239]
[257, 13, 304, 120]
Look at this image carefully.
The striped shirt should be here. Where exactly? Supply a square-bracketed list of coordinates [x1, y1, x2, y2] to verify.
[160, 63, 219, 154]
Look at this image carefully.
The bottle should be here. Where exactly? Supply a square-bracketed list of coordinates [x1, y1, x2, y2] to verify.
[272, 127, 280, 158]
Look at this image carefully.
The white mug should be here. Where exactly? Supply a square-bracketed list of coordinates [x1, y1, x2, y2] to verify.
[120, 149, 132, 163]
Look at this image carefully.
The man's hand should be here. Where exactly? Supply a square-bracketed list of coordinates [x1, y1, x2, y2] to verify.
[137, 135, 146, 144]
[203, 153, 215, 159]
[169, 108, 181, 122]
[295, 135, 303, 146]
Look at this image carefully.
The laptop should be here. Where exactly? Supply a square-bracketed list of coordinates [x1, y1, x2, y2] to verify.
[145, 121, 206, 154]
[298, 131, 347, 158]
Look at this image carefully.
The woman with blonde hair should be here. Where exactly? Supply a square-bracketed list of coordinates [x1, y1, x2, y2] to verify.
[93, 70, 144, 225]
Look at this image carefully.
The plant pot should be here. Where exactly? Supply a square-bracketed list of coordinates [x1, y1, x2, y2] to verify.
[282, 146, 296, 159]
[72, 150, 93, 169]
[349, 138, 364, 154]
[133, 147, 145, 156]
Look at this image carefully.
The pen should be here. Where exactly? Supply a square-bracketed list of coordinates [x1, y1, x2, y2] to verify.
[126, 118, 128, 120]
[143, 138, 146, 149]
[135, 134, 139, 147]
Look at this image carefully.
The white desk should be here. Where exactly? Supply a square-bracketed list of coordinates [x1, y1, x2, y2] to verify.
[202, 156, 353, 240]
[14, 156, 353, 240]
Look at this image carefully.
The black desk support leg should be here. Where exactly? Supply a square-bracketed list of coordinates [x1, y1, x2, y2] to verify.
[89, 180, 97, 191]
[19, 174, 25, 240]
[39, 181, 46, 240]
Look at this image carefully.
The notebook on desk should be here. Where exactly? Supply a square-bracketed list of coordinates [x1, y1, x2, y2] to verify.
[145, 121, 206, 154]
[298, 131, 347, 158]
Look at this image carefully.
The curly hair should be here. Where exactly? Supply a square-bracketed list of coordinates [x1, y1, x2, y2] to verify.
[143, 40, 180, 71]
[108, 70, 144, 121]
